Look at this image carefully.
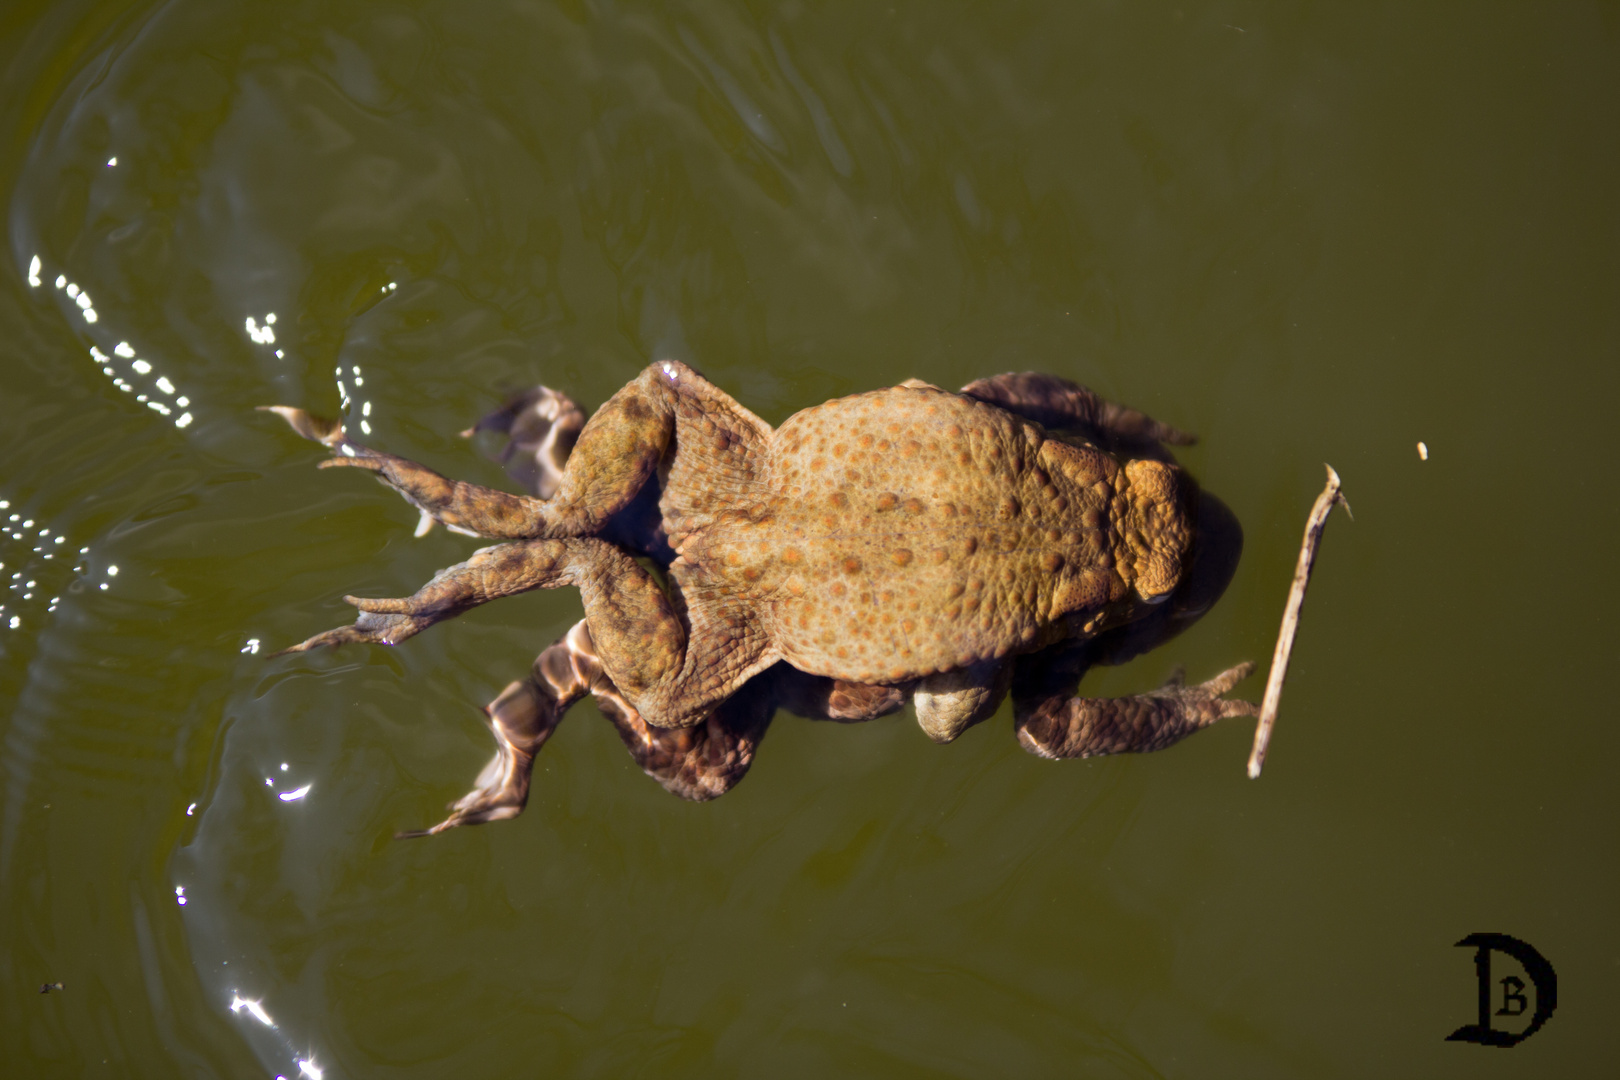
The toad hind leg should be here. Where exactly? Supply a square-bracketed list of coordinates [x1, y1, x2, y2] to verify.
[264, 359, 769, 540]
[282, 532, 767, 732]
[276, 538, 602, 652]
[1014, 662, 1258, 759]
[261, 406, 552, 538]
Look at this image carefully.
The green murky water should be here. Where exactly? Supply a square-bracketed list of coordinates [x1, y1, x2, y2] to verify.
[2, 2, 1616, 1076]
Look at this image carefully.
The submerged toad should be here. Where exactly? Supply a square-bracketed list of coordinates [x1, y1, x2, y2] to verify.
[267, 365, 1257, 834]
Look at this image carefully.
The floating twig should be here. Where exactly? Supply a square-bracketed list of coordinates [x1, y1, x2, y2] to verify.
[1248, 464, 1350, 779]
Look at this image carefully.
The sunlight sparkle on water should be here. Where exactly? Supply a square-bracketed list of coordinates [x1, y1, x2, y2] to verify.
[246, 315, 277, 344]
[229, 995, 274, 1027]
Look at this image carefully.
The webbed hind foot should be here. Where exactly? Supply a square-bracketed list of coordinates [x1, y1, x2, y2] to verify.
[274, 540, 579, 654]
[260, 405, 548, 537]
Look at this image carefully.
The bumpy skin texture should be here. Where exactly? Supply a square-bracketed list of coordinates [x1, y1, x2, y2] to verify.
[267, 364, 1256, 834]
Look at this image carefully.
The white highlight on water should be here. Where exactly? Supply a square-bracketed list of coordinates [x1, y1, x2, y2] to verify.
[229, 995, 275, 1027]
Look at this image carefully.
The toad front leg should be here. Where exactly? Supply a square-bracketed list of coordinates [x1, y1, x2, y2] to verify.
[1013, 661, 1258, 759]
[959, 371, 1195, 449]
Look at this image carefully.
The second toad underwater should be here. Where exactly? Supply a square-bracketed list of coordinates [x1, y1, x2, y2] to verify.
[266, 363, 1258, 836]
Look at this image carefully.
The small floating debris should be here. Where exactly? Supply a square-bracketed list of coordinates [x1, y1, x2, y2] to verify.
[1417, 441, 1428, 461]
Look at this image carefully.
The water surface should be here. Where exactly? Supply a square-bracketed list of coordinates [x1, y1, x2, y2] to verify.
[2, 2, 1616, 1076]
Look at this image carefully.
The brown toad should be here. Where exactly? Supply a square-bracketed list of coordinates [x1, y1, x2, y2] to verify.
[267, 364, 1256, 835]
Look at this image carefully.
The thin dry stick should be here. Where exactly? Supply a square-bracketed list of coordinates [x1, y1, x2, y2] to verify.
[1248, 464, 1350, 779]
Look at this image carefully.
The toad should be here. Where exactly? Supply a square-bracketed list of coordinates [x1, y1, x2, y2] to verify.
[266, 364, 1257, 835]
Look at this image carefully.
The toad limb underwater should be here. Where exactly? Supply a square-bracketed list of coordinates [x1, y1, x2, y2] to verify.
[265, 364, 1258, 836]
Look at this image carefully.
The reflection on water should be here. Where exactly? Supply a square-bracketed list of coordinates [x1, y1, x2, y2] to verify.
[34, 257, 196, 426]
[2, 0, 1617, 1076]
